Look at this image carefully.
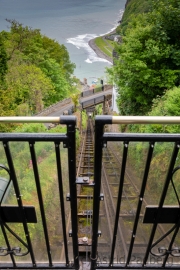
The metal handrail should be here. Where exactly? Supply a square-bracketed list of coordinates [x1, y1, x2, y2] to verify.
[0, 116, 60, 123]
[95, 115, 180, 125]
[0, 116, 76, 125]
[91, 115, 180, 270]
[3, 115, 180, 125]
[112, 116, 180, 124]
[0, 115, 79, 269]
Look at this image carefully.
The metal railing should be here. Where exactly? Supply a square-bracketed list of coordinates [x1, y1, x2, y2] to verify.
[0, 116, 78, 269]
[91, 115, 180, 270]
[81, 85, 112, 98]
[1, 116, 180, 269]
[81, 96, 105, 109]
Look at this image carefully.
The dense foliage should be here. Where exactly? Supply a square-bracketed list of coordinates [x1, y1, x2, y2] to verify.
[0, 20, 76, 128]
[132, 86, 180, 133]
[0, 35, 8, 86]
[109, 0, 180, 116]
[112, 0, 180, 196]
[117, 0, 152, 34]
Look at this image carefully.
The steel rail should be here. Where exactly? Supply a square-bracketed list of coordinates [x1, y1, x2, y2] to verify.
[0, 116, 76, 124]
[112, 116, 180, 124]
[0, 116, 61, 123]
[109, 142, 129, 265]
[101, 162, 127, 258]
[55, 143, 69, 266]
[76, 118, 94, 257]
[76, 132, 87, 177]
[107, 142, 173, 266]
[2, 115, 180, 124]
[102, 147, 129, 251]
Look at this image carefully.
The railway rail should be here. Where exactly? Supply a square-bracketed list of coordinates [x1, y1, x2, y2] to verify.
[1, 115, 180, 269]
[75, 116, 150, 262]
[100, 141, 173, 264]
[75, 115, 176, 267]
[76, 118, 148, 262]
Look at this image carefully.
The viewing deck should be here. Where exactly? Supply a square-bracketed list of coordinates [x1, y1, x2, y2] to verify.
[0, 116, 180, 269]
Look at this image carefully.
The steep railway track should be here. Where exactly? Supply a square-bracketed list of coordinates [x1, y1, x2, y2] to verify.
[59, 115, 172, 264]
[76, 118, 133, 260]
[76, 118, 149, 260]
[59, 115, 173, 265]
[102, 142, 146, 259]
[101, 141, 171, 262]
[76, 117, 94, 256]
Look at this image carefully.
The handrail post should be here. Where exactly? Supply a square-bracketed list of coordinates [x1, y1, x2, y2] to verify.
[64, 116, 79, 270]
[91, 116, 112, 270]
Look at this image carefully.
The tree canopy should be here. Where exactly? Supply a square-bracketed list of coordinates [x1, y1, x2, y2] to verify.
[0, 19, 76, 124]
[0, 35, 8, 85]
[134, 86, 180, 133]
[117, 0, 152, 34]
[109, 0, 180, 115]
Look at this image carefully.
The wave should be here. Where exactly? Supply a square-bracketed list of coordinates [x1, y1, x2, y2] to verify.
[66, 9, 124, 64]
[67, 33, 110, 64]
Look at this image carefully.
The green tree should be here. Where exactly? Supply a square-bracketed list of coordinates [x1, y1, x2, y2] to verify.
[0, 88, 17, 131]
[42, 36, 75, 81]
[2, 19, 75, 103]
[110, 0, 180, 115]
[131, 86, 180, 133]
[118, 0, 152, 35]
[6, 63, 55, 113]
[39, 58, 70, 103]
[4, 19, 42, 60]
[70, 92, 80, 112]
[0, 35, 8, 85]
[4, 19, 75, 81]
[145, 86, 180, 133]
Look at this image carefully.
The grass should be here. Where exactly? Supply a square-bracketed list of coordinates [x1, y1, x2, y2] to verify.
[94, 36, 114, 58]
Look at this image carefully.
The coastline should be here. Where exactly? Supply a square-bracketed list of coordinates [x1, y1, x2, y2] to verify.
[88, 38, 113, 64]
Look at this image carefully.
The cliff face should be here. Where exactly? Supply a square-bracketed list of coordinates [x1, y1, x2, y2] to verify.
[119, 0, 152, 33]
[125, 0, 132, 8]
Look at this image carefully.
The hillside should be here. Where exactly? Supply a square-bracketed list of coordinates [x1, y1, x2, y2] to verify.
[118, 0, 152, 34]
[89, 0, 152, 63]
[109, 0, 180, 116]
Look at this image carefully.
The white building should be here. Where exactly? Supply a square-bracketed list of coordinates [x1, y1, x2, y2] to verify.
[112, 85, 119, 113]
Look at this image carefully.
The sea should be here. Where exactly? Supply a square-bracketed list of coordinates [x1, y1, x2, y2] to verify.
[0, 0, 126, 84]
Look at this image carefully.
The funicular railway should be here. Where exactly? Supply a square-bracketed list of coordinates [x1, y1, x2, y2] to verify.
[0, 114, 180, 270]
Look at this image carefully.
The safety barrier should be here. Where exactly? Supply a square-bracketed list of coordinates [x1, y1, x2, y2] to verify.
[91, 116, 180, 270]
[0, 116, 180, 269]
[0, 116, 78, 269]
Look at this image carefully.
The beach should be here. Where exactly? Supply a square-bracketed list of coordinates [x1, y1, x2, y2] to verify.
[0, 0, 126, 81]
[88, 38, 113, 64]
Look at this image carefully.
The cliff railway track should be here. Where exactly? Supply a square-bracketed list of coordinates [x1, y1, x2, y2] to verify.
[0, 115, 180, 269]
[75, 116, 174, 266]
[75, 117, 150, 260]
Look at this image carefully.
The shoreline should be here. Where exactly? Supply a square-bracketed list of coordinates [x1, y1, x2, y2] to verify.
[88, 38, 113, 64]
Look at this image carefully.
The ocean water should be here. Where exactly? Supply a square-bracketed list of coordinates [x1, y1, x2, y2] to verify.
[0, 0, 126, 83]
